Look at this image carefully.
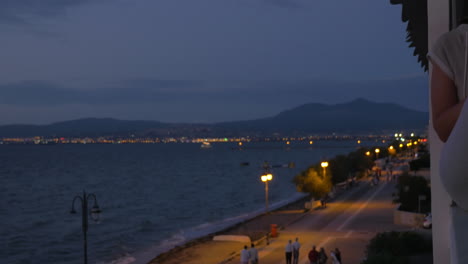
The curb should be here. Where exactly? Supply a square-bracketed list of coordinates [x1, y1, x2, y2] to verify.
[216, 180, 369, 264]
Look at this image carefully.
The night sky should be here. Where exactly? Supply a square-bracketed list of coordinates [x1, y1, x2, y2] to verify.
[0, 0, 426, 125]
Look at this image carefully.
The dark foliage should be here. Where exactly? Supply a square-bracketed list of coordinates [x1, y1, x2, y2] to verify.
[329, 148, 375, 183]
[409, 153, 430, 172]
[394, 173, 431, 213]
[362, 231, 432, 264]
[390, 0, 428, 71]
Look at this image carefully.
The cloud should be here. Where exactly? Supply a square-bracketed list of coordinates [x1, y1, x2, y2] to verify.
[0, 77, 429, 111]
[0, 80, 205, 106]
[0, 0, 96, 24]
[262, 0, 303, 8]
[0, 77, 429, 124]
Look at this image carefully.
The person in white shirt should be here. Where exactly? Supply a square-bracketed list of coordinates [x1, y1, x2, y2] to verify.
[285, 240, 293, 264]
[292, 237, 301, 264]
[240, 245, 250, 264]
[249, 243, 258, 264]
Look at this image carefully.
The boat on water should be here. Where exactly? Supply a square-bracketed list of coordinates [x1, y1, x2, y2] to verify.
[200, 142, 212, 149]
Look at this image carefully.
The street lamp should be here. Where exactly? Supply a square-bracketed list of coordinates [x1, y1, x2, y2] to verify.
[375, 148, 380, 159]
[321, 161, 329, 176]
[70, 191, 102, 264]
[261, 173, 273, 213]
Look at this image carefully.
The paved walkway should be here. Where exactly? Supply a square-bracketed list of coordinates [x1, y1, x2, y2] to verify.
[150, 176, 406, 264]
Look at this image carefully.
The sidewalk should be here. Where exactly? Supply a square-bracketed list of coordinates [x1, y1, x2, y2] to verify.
[149, 196, 311, 264]
[148, 181, 368, 264]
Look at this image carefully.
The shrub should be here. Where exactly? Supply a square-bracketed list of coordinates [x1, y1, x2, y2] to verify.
[362, 231, 432, 264]
[393, 173, 431, 213]
[292, 167, 332, 199]
[409, 153, 430, 172]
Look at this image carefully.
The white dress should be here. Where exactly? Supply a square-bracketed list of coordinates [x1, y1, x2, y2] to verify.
[428, 24, 468, 264]
[330, 251, 340, 264]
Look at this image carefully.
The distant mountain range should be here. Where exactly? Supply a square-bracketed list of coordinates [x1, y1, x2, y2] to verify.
[0, 98, 428, 137]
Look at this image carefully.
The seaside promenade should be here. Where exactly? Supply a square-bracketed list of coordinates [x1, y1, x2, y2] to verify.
[150, 175, 409, 264]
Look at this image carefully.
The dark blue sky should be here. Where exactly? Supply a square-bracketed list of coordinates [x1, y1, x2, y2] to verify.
[0, 0, 426, 124]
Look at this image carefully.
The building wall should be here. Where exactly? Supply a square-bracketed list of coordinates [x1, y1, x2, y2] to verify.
[428, 0, 451, 263]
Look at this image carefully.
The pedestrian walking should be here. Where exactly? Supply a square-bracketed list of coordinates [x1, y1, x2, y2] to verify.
[335, 248, 342, 263]
[285, 240, 293, 264]
[330, 250, 340, 264]
[308, 245, 319, 264]
[240, 245, 250, 264]
[292, 237, 301, 264]
[318, 247, 328, 264]
[249, 244, 258, 264]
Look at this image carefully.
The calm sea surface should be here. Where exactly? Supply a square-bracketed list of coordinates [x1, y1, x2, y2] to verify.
[1, 140, 369, 264]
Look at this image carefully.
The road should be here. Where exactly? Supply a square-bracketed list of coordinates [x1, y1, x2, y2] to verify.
[225, 179, 406, 264]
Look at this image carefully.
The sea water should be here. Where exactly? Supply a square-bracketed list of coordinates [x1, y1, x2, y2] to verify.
[1, 140, 367, 264]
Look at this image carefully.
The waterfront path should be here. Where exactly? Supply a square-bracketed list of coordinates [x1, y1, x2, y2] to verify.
[150, 178, 406, 264]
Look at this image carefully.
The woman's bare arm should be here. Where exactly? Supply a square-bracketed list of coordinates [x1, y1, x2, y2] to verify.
[431, 63, 466, 142]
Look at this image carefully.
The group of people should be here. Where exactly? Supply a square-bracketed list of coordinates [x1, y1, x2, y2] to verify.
[306, 244, 341, 264]
[285, 238, 301, 264]
[240, 244, 258, 264]
[240, 237, 342, 264]
[287, 238, 341, 264]
[285, 238, 342, 264]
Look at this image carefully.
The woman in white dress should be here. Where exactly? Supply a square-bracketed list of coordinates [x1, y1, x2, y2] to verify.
[428, 18, 468, 264]
[330, 250, 340, 264]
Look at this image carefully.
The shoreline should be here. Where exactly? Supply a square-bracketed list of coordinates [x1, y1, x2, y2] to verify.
[147, 194, 313, 264]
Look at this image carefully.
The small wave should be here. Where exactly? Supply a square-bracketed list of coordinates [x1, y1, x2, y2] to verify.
[98, 253, 136, 264]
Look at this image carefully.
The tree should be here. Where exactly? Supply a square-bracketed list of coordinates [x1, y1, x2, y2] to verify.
[393, 173, 431, 213]
[293, 167, 332, 200]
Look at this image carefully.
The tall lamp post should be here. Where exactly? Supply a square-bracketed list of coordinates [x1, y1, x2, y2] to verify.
[261, 172, 273, 213]
[321, 161, 329, 177]
[375, 148, 380, 160]
[70, 191, 102, 264]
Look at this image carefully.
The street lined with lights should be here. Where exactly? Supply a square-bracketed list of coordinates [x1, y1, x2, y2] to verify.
[224, 176, 402, 264]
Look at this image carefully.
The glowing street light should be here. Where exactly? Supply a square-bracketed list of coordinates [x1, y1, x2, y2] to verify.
[261, 173, 273, 213]
[321, 161, 329, 176]
[375, 148, 380, 159]
[366, 151, 371, 156]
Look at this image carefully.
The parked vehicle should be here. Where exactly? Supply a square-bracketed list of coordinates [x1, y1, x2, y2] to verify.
[423, 213, 432, 229]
